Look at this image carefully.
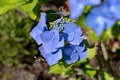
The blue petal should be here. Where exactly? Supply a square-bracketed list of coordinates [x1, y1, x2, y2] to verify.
[40, 30, 64, 53]
[40, 41, 58, 53]
[30, 13, 47, 45]
[68, 0, 85, 20]
[63, 23, 83, 43]
[107, 1, 120, 20]
[63, 45, 73, 57]
[45, 49, 62, 66]
[38, 46, 62, 65]
[40, 29, 59, 44]
[78, 50, 88, 60]
[63, 45, 79, 64]
[74, 43, 86, 52]
[85, 13, 104, 36]
[56, 36, 64, 48]
[63, 23, 78, 33]
[40, 31, 54, 44]
[98, 2, 120, 20]
[66, 52, 79, 64]
[98, 2, 116, 19]
[42, 38, 64, 53]
[30, 27, 43, 44]
[85, 11, 115, 36]
[40, 13, 47, 24]
[82, 0, 101, 6]
[70, 28, 84, 45]
[51, 29, 60, 42]
[38, 45, 47, 58]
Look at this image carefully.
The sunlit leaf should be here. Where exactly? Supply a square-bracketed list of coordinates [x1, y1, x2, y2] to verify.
[104, 72, 114, 80]
[49, 63, 64, 74]
[21, 0, 38, 12]
[0, 0, 25, 15]
[28, 11, 37, 20]
[85, 65, 96, 78]
[88, 47, 96, 60]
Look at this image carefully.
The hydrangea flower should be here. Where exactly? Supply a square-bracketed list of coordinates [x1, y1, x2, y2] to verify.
[98, 0, 120, 20]
[63, 43, 88, 64]
[52, 18, 88, 64]
[30, 13, 88, 66]
[85, 0, 120, 36]
[62, 22, 84, 45]
[30, 13, 47, 45]
[68, 0, 101, 20]
[85, 10, 116, 36]
[61, 22, 87, 64]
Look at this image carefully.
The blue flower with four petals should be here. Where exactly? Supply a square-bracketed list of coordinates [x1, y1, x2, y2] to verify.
[62, 22, 84, 45]
[63, 43, 87, 64]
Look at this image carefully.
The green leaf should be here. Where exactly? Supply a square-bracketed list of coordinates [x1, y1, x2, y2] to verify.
[101, 29, 111, 43]
[104, 72, 114, 80]
[49, 63, 64, 74]
[20, 0, 38, 12]
[88, 30, 99, 43]
[85, 65, 96, 78]
[77, 15, 87, 28]
[49, 61, 74, 76]
[88, 47, 96, 60]
[28, 11, 37, 20]
[0, 0, 25, 15]
[63, 65, 74, 77]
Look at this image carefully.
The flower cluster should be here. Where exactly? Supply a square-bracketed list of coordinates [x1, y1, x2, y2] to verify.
[30, 13, 88, 66]
[68, 0, 120, 36]
[30, 0, 120, 66]
[85, 0, 120, 36]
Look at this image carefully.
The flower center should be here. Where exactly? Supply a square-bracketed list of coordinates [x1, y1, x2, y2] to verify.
[53, 17, 70, 32]
[73, 50, 77, 53]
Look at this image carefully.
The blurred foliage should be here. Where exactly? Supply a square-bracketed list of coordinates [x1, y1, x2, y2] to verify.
[0, 0, 25, 15]
[0, 10, 37, 67]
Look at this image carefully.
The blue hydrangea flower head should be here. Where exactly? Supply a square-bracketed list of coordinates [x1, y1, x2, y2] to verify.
[63, 43, 88, 64]
[68, 0, 85, 20]
[30, 13, 47, 45]
[62, 22, 84, 45]
[85, 9, 116, 36]
[30, 12, 88, 66]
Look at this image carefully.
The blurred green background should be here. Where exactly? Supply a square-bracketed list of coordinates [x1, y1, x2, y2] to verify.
[0, 10, 38, 67]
